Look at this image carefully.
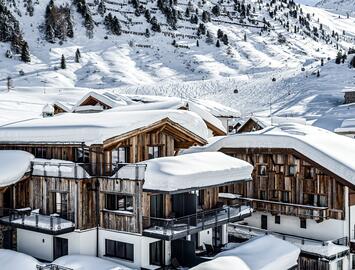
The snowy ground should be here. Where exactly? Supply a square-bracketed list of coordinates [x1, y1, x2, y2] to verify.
[0, 0, 354, 131]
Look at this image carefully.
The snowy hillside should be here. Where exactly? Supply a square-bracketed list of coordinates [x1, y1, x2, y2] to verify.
[0, 0, 354, 131]
[316, 0, 355, 16]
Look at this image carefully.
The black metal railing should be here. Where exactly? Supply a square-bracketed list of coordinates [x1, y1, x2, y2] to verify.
[143, 202, 251, 237]
[37, 264, 73, 270]
[235, 197, 328, 220]
[31, 161, 146, 180]
[0, 208, 75, 231]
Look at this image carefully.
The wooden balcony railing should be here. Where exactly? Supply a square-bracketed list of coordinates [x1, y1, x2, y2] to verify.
[235, 197, 328, 221]
[142, 203, 252, 240]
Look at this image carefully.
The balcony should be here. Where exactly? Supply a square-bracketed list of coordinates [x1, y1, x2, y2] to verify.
[235, 197, 328, 221]
[31, 161, 146, 180]
[0, 208, 75, 235]
[142, 203, 252, 240]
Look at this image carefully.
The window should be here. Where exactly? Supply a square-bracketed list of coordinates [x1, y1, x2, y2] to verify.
[259, 191, 267, 200]
[105, 194, 133, 212]
[337, 259, 343, 270]
[304, 167, 315, 179]
[150, 241, 163, 266]
[34, 147, 47, 158]
[112, 147, 129, 163]
[352, 254, 355, 269]
[261, 215, 267, 230]
[198, 189, 205, 207]
[52, 192, 68, 218]
[300, 218, 306, 229]
[105, 239, 134, 261]
[270, 190, 278, 199]
[281, 191, 290, 203]
[258, 165, 267, 176]
[148, 146, 160, 159]
[288, 165, 297, 176]
[318, 195, 327, 207]
[275, 215, 280, 224]
[53, 237, 68, 260]
[74, 148, 89, 163]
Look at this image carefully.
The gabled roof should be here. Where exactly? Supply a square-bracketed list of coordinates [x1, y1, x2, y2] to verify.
[53, 101, 73, 113]
[238, 116, 306, 132]
[334, 118, 355, 133]
[75, 91, 133, 109]
[0, 110, 208, 146]
[184, 123, 355, 186]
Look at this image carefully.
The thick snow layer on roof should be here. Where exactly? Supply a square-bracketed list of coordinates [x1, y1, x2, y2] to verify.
[0, 150, 34, 187]
[0, 249, 42, 270]
[185, 123, 355, 185]
[192, 235, 300, 270]
[239, 116, 306, 130]
[140, 152, 253, 192]
[190, 98, 241, 118]
[0, 110, 208, 145]
[109, 98, 226, 134]
[32, 159, 91, 178]
[42, 104, 54, 114]
[52, 255, 132, 270]
[334, 118, 355, 133]
[54, 101, 73, 112]
[75, 91, 130, 108]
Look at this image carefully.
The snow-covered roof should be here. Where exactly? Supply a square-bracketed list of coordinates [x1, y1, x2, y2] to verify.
[334, 118, 355, 133]
[0, 249, 42, 270]
[75, 91, 132, 109]
[0, 150, 34, 187]
[192, 235, 300, 270]
[0, 110, 208, 145]
[52, 255, 132, 270]
[341, 87, 355, 93]
[190, 98, 241, 118]
[109, 98, 226, 134]
[185, 123, 355, 186]
[238, 116, 306, 130]
[53, 101, 73, 112]
[42, 104, 54, 114]
[140, 152, 253, 192]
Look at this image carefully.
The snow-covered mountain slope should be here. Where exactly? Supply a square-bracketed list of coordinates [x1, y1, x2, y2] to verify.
[316, 0, 355, 16]
[0, 0, 354, 132]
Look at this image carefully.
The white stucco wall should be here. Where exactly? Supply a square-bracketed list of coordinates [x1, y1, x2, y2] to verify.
[98, 229, 159, 269]
[198, 228, 212, 247]
[17, 229, 53, 261]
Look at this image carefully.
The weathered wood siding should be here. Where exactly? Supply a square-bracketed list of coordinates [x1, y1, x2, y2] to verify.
[221, 149, 346, 220]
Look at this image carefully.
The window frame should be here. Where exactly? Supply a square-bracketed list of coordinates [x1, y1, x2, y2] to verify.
[275, 215, 281, 224]
[148, 145, 161, 159]
[105, 193, 134, 212]
[258, 165, 267, 176]
[105, 239, 134, 262]
[112, 147, 130, 164]
[300, 218, 307, 229]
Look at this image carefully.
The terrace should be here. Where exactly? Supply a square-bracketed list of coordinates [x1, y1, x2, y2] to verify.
[142, 203, 252, 240]
[0, 208, 75, 235]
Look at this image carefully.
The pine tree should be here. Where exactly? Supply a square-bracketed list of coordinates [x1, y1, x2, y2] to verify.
[216, 39, 220, 47]
[350, 56, 355, 68]
[244, 33, 247, 41]
[321, 58, 324, 66]
[21, 42, 31, 63]
[212, 5, 220, 16]
[217, 29, 223, 39]
[61, 54, 66, 69]
[145, 28, 150, 38]
[196, 40, 199, 47]
[75, 49, 81, 63]
[222, 34, 228, 45]
[335, 51, 342, 64]
[316, 70, 320, 77]
[185, 7, 190, 17]
[206, 31, 213, 44]
[6, 76, 12, 92]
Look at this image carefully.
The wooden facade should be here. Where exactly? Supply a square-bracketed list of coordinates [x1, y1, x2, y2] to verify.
[219, 148, 349, 221]
[237, 118, 265, 133]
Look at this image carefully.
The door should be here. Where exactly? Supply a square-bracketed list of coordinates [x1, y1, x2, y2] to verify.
[150, 194, 164, 218]
[2, 230, 13, 249]
[150, 240, 164, 266]
[261, 215, 268, 230]
[53, 237, 68, 260]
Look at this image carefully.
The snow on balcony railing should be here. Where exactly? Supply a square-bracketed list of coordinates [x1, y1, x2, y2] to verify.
[31, 161, 146, 181]
[0, 208, 75, 232]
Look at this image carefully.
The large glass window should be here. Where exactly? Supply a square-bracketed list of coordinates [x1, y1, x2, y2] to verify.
[52, 192, 68, 218]
[258, 165, 267, 176]
[105, 193, 133, 212]
[105, 239, 134, 261]
[74, 148, 89, 163]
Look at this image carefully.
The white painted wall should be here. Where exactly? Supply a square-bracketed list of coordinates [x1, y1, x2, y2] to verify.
[98, 229, 159, 269]
[61, 228, 97, 256]
[198, 228, 212, 247]
[17, 229, 53, 261]
[244, 212, 346, 241]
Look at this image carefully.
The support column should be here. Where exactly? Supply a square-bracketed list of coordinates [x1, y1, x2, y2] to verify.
[164, 240, 171, 266]
[221, 224, 228, 245]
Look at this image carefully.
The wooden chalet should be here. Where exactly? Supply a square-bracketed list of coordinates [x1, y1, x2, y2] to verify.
[186, 123, 355, 269]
